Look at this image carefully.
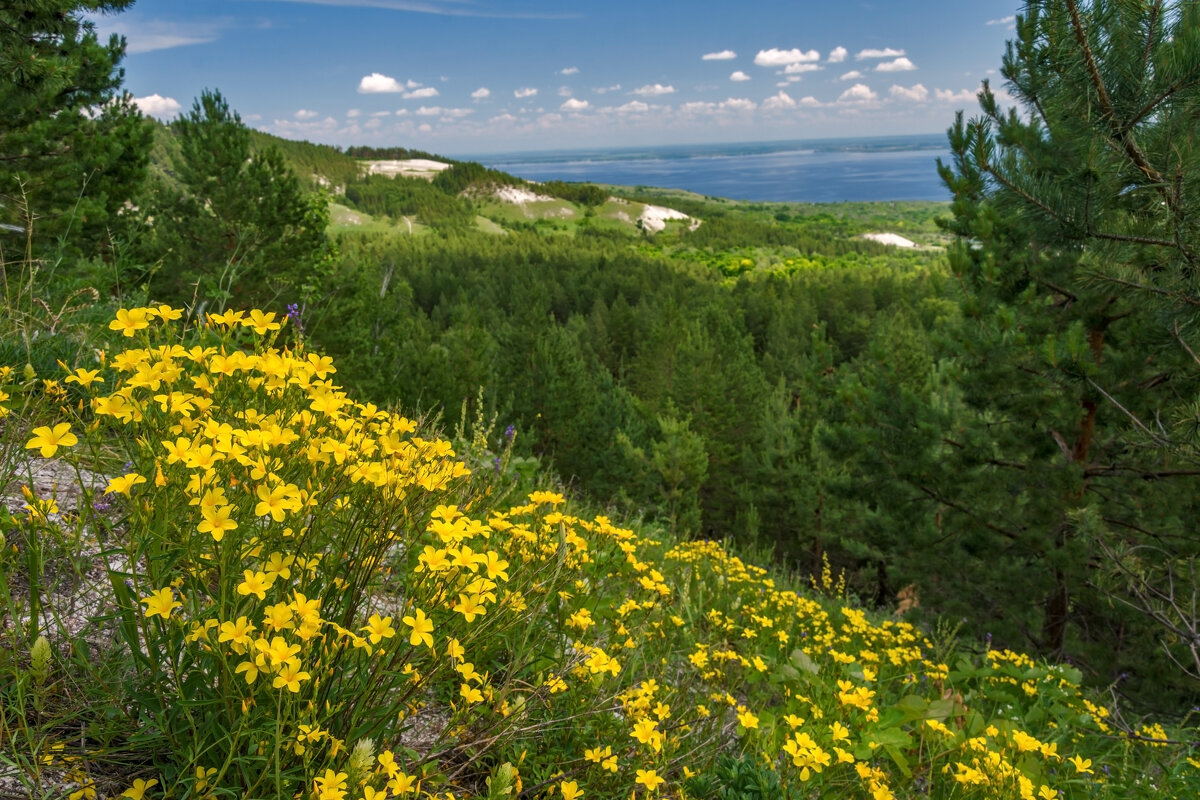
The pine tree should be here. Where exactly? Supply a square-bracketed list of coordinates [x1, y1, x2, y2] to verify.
[137, 91, 332, 309]
[0, 0, 151, 249]
[921, 0, 1200, 697]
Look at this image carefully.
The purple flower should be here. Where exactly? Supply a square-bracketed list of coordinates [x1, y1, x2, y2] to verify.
[505, 424, 516, 441]
[493, 456, 502, 474]
[286, 303, 305, 331]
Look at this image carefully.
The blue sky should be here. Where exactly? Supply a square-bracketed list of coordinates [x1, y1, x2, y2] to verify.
[95, 0, 1022, 156]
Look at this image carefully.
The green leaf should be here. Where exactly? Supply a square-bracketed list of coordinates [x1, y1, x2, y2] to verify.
[789, 648, 819, 675]
[894, 694, 929, 721]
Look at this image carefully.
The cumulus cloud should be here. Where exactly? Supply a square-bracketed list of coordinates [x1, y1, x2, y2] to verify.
[935, 87, 978, 103]
[838, 83, 878, 103]
[875, 57, 917, 72]
[404, 86, 439, 99]
[134, 93, 182, 119]
[359, 72, 405, 93]
[721, 97, 757, 111]
[295, 109, 319, 119]
[798, 95, 823, 107]
[679, 101, 715, 114]
[561, 97, 590, 111]
[784, 63, 821, 74]
[730, 70, 751, 82]
[415, 106, 473, 119]
[514, 87, 538, 98]
[827, 46, 847, 63]
[889, 83, 928, 102]
[857, 47, 905, 59]
[490, 113, 517, 123]
[267, 116, 340, 137]
[560, 66, 579, 75]
[615, 100, 650, 113]
[594, 84, 622, 94]
[471, 87, 490, 99]
[632, 83, 675, 96]
[762, 90, 797, 111]
[703, 49, 737, 60]
[373, 110, 394, 116]
[839, 70, 864, 81]
[754, 48, 820, 67]
[987, 15, 1015, 25]
[346, 108, 361, 118]
[557, 86, 573, 97]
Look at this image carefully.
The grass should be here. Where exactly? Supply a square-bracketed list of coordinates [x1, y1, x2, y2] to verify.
[328, 203, 429, 236]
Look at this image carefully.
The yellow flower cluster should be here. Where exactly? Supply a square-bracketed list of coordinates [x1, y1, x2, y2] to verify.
[9, 306, 1190, 800]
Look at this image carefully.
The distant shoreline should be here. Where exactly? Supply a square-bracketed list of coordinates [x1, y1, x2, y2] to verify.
[466, 134, 953, 204]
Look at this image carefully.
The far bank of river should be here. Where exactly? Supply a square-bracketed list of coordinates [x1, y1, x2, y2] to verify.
[470, 134, 953, 204]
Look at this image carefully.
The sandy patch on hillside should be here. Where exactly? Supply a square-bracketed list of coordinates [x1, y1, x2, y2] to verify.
[363, 159, 452, 180]
[639, 204, 699, 233]
[494, 186, 576, 219]
[862, 232, 917, 248]
[495, 186, 557, 204]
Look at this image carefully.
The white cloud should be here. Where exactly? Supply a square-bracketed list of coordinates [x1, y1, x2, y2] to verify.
[295, 109, 319, 119]
[560, 66, 579, 75]
[838, 83, 878, 103]
[839, 70, 864, 81]
[364, 117, 382, 130]
[632, 83, 675, 96]
[418, 123, 432, 133]
[490, 113, 518, 123]
[754, 48, 820, 67]
[96, 18, 226, 55]
[784, 63, 820, 74]
[730, 70, 751, 82]
[561, 97, 590, 111]
[373, 110, 393, 117]
[404, 86, 439, 99]
[702, 49, 737, 60]
[267, 116, 340, 137]
[720, 97, 757, 111]
[827, 46, 847, 63]
[594, 84, 622, 94]
[889, 83, 928, 102]
[359, 72, 405, 93]
[857, 47, 905, 59]
[679, 101, 716, 114]
[514, 87, 538, 98]
[875, 57, 917, 72]
[762, 90, 797, 111]
[987, 15, 1015, 25]
[415, 106, 473, 119]
[346, 108, 361, 118]
[471, 87, 490, 100]
[935, 87, 978, 103]
[557, 86, 573, 97]
[798, 95, 822, 107]
[133, 93, 182, 119]
[615, 100, 650, 113]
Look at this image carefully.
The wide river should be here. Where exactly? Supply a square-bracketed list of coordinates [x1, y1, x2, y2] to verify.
[470, 134, 953, 204]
